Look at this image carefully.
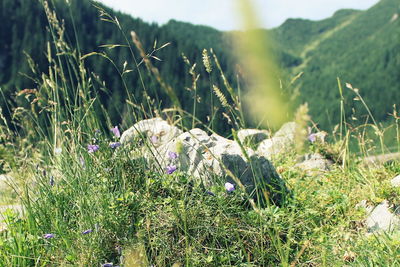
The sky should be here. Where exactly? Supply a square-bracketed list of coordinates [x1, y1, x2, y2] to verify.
[96, 0, 380, 30]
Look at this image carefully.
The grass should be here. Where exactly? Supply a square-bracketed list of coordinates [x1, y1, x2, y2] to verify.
[0, 1, 400, 266]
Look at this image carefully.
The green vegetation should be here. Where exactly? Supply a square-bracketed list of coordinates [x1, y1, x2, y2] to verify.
[0, 0, 400, 266]
[2, 0, 399, 134]
[272, 0, 400, 130]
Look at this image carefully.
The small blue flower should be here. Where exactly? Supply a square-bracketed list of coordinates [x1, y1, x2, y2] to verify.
[110, 126, 121, 138]
[166, 165, 177, 174]
[225, 182, 235, 192]
[168, 151, 178, 159]
[308, 133, 317, 143]
[87, 144, 99, 153]
[82, 229, 93, 235]
[43, 233, 55, 239]
[109, 142, 121, 149]
[101, 263, 114, 267]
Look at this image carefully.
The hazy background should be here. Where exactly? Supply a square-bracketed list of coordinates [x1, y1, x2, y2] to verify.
[97, 0, 380, 30]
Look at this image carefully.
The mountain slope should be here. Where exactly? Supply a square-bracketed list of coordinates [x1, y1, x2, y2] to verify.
[272, 0, 400, 128]
[0, 0, 399, 132]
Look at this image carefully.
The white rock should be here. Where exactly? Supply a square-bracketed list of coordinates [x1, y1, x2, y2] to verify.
[390, 174, 400, 187]
[366, 201, 400, 233]
[257, 137, 292, 159]
[237, 129, 270, 147]
[151, 128, 216, 177]
[274, 122, 297, 138]
[120, 118, 183, 146]
[147, 128, 286, 203]
[295, 153, 333, 174]
[257, 122, 297, 159]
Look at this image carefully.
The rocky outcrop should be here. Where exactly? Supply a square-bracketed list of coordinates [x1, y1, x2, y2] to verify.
[257, 122, 297, 159]
[121, 118, 287, 204]
[365, 201, 400, 233]
[357, 174, 400, 234]
[120, 117, 183, 146]
[390, 174, 400, 187]
[237, 129, 270, 147]
[295, 153, 333, 175]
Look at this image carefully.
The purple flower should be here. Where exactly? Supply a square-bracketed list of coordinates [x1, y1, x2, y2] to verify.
[110, 126, 121, 138]
[168, 151, 178, 159]
[102, 263, 114, 267]
[82, 229, 93, 235]
[109, 142, 121, 149]
[225, 182, 235, 192]
[150, 135, 158, 143]
[87, 144, 99, 153]
[166, 165, 177, 174]
[308, 133, 317, 143]
[43, 233, 55, 239]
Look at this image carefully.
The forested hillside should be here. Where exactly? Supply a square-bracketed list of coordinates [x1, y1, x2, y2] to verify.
[272, 0, 400, 127]
[0, 0, 399, 132]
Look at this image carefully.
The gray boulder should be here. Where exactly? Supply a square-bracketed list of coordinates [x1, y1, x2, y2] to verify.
[390, 174, 400, 187]
[295, 153, 333, 175]
[120, 117, 183, 146]
[257, 122, 297, 159]
[366, 201, 400, 233]
[274, 122, 297, 138]
[237, 129, 270, 148]
[138, 123, 286, 204]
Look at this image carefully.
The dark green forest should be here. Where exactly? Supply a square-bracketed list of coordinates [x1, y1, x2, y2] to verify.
[1, 0, 399, 132]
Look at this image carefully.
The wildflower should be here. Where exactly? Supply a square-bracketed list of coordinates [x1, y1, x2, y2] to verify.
[225, 182, 235, 192]
[82, 229, 93, 235]
[101, 263, 114, 267]
[43, 233, 55, 239]
[166, 165, 177, 174]
[168, 151, 178, 159]
[109, 142, 121, 149]
[308, 133, 317, 143]
[87, 144, 99, 153]
[110, 126, 121, 138]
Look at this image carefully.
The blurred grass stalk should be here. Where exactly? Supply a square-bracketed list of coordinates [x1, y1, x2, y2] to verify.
[235, 0, 290, 129]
